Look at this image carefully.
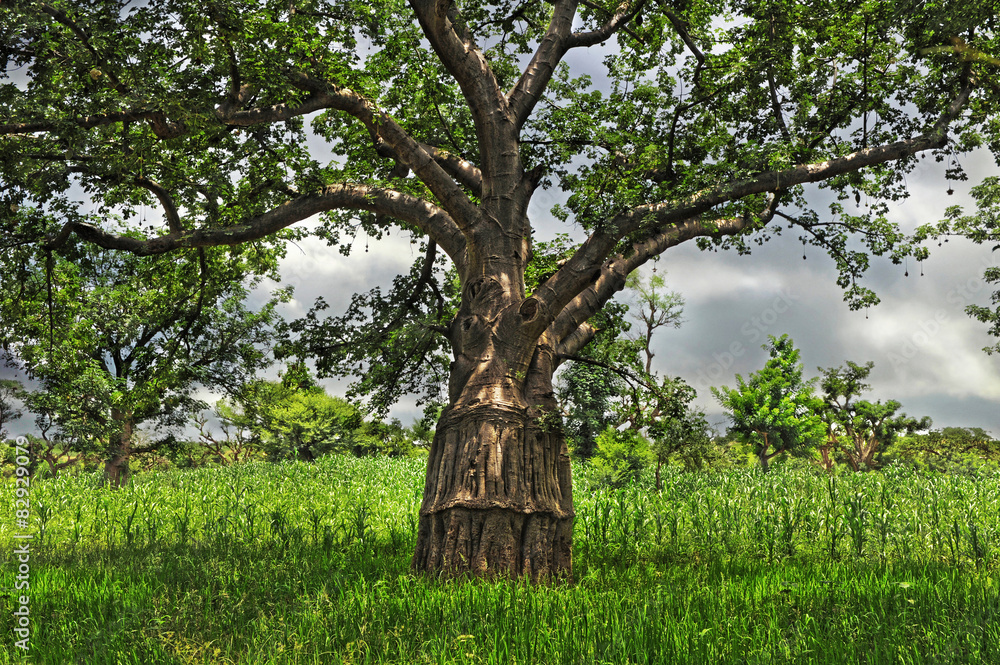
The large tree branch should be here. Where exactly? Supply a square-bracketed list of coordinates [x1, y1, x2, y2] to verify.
[551, 212, 768, 350]
[554, 321, 598, 360]
[409, 0, 512, 168]
[507, 0, 579, 130]
[531, 82, 971, 335]
[5, 74, 480, 231]
[568, 0, 646, 48]
[1, 110, 185, 140]
[42, 184, 468, 270]
[508, 0, 645, 129]
[276, 71, 482, 230]
[133, 178, 182, 235]
[419, 143, 483, 197]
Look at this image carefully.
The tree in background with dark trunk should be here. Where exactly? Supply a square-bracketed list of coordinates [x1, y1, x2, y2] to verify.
[0, 241, 287, 486]
[818, 361, 931, 471]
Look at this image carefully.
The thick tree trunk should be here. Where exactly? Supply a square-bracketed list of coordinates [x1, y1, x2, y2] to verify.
[412, 400, 573, 579]
[104, 412, 133, 489]
[412, 324, 575, 579]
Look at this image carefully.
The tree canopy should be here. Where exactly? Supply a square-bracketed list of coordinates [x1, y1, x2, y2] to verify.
[2, 1, 998, 396]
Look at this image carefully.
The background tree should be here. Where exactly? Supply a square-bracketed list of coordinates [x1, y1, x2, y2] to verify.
[0, 241, 287, 486]
[891, 426, 1000, 475]
[589, 426, 651, 488]
[558, 270, 710, 482]
[1, 1, 997, 577]
[558, 358, 622, 459]
[818, 361, 932, 471]
[625, 271, 684, 375]
[713, 335, 826, 473]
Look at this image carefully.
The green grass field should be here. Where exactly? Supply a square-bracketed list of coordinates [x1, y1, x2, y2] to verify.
[2, 456, 999, 664]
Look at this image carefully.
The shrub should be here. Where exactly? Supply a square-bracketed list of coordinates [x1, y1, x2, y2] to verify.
[589, 426, 652, 488]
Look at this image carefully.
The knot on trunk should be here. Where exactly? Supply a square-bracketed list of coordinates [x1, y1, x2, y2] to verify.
[518, 297, 538, 322]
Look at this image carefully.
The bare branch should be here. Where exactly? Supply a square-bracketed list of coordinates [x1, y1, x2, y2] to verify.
[767, 71, 791, 142]
[663, 7, 705, 71]
[43, 184, 468, 271]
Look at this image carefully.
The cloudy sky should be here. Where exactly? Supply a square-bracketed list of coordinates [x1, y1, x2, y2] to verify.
[249, 142, 1000, 439]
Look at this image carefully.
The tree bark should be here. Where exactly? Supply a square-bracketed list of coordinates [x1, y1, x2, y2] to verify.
[758, 448, 771, 474]
[412, 321, 574, 579]
[104, 411, 133, 489]
[412, 399, 573, 579]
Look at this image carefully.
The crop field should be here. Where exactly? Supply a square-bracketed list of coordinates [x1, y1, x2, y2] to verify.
[2, 456, 999, 664]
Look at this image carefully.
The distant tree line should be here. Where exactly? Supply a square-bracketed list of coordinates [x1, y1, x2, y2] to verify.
[554, 273, 998, 485]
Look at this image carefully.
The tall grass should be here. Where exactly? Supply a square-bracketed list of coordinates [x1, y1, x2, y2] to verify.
[2, 458, 998, 663]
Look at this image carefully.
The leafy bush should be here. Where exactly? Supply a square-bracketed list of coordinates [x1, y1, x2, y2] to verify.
[260, 389, 364, 462]
[589, 426, 652, 488]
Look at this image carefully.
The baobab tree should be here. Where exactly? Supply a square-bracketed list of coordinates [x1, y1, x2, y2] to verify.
[1, 1, 997, 578]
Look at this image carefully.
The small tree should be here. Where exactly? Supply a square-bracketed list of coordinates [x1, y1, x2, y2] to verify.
[713, 335, 825, 473]
[558, 269, 699, 474]
[818, 361, 931, 471]
[558, 358, 623, 460]
[211, 374, 367, 463]
[0, 241, 287, 486]
[645, 381, 714, 481]
[626, 271, 684, 375]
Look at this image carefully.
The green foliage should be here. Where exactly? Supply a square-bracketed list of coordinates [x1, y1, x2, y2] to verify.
[713, 335, 826, 472]
[890, 427, 1000, 476]
[208, 370, 426, 463]
[920, 176, 1000, 353]
[559, 270, 708, 470]
[263, 389, 363, 461]
[818, 360, 932, 471]
[0, 239, 287, 471]
[644, 382, 717, 472]
[589, 426, 652, 488]
[277, 245, 457, 417]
